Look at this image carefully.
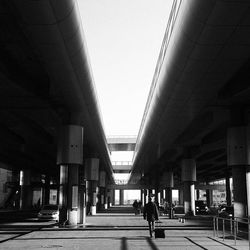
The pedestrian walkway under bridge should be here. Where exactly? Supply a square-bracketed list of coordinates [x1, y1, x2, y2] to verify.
[0, 206, 249, 250]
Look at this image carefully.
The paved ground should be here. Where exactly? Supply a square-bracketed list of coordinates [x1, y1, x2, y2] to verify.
[0, 212, 249, 250]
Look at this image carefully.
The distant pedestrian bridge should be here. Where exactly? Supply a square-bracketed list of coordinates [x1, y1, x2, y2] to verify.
[107, 135, 137, 151]
[112, 161, 132, 173]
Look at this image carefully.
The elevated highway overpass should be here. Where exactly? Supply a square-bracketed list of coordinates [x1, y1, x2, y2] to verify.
[0, 0, 249, 225]
[129, 0, 250, 218]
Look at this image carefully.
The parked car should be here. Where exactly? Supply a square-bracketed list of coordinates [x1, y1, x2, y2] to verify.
[173, 205, 184, 214]
[218, 205, 234, 218]
[195, 200, 209, 215]
[38, 204, 59, 222]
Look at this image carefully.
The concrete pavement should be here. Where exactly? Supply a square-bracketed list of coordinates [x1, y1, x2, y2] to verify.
[0, 212, 249, 250]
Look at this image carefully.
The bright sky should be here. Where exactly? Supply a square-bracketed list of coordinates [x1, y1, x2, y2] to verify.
[78, 0, 173, 136]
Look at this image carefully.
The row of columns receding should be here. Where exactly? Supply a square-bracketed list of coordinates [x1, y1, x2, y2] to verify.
[18, 125, 250, 224]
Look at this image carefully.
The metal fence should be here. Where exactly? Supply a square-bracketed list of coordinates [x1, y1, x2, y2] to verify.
[213, 216, 250, 248]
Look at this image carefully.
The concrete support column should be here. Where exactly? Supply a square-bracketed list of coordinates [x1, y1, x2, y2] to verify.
[78, 178, 86, 224]
[86, 181, 91, 214]
[225, 175, 232, 206]
[179, 189, 184, 205]
[148, 189, 152, 198]
[107, 189, 111, 208]
[163, 189, 166, 200]
[58, 164, 79, 225]
[227, 126, 249, 218]
[119, 189, 124, 205]
[140, 189, 144, 205]
[183, 182, 191, 212]
[104, 188, 108, 210]
[96, 186, 100, 211]
[67, 164, 79, 225]
[246, 166, 250, 217]
[181, 159, 196, 215]
[206, 189, 213, 207]
[143, 189, 147, 206]
[57, 125, 84, 225]
[165, 188, 171, 201]
[160, 190, 164, 204]
[43, 175, 50, 206]
[205, 181, 213, 207]
[58, 165, 68, 220]
[111, 189, 115, 206]
[85, 158, 99, 215]
[90, 181, 97, 215]
[182, 182, 195, 215]
[165, 188, 173, 217]
[196, 190, 200, 200]
[78, 166, 86, 224]
[99, 171, 107, 210]
[190, 183, 195, 213]
[232, 166, 247, 218]
[20, 169, 32, 209]
[145, 189, 152, 203]
[155, 186, 159, 203]
[110, 189, 115, 206]
[98, 187, 104, 210]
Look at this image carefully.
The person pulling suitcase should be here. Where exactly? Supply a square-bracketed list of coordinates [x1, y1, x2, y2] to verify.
[143, 197, 159, 237]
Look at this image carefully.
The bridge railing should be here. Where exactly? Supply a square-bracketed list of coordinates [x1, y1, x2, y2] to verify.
[213, 216, 250, 247]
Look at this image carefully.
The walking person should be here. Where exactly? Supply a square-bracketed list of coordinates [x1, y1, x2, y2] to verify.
[132, 200, 139, 215]
[138, 200, 142, 214]
[143, 197, 159, 237]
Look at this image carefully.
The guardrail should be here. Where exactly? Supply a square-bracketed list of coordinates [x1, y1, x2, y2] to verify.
[213, 216, 250, 247]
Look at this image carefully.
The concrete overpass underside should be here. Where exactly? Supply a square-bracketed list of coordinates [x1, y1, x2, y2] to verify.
[0, 0, 248, 228]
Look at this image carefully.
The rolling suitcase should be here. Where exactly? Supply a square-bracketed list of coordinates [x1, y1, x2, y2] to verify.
[154, 221, 165, 238]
